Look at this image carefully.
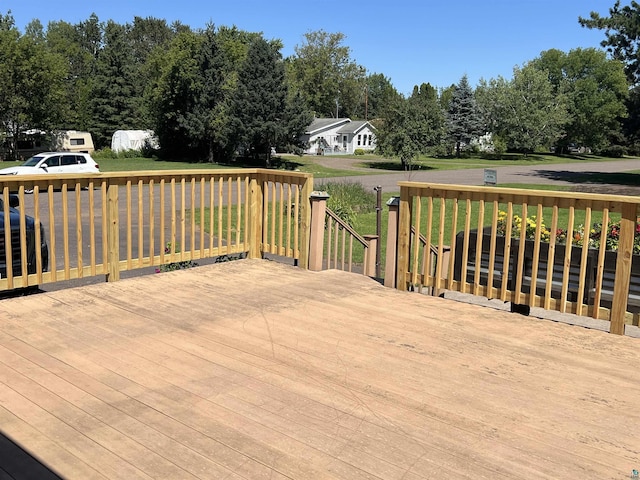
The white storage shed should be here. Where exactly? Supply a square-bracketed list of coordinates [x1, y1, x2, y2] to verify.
[111, 130, 158, 153]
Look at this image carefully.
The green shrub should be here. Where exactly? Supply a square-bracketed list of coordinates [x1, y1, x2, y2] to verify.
[315, 181, 376, 226]
[93, 147, 152, 160]
[93, 148, 117, 159]
[354, 148, 365, 155]
[598, 144, 626, 158]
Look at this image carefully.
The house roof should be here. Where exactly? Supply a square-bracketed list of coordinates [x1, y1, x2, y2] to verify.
[306, 118, 351, 134]
[336, 120, 374, 135]
[306, 118, 375, 135]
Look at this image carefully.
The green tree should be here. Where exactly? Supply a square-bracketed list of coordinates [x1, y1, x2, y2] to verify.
[89, 20, 140, 147]
[146, 29, 204, 158]
[578, 4, 640, 152]
[579, 2, 640, 86]
[286, 30, 366, 118]
[532, 48, 628, 152]
[363, 73, 402, 120]
[376, 84, 444, 169]
[202, 26, 260, 162]
[446, 75, 485, 157]
[232, 37, 287, 166]
[146, 25, 252, 161]
[476, 65, 569, 155]
[282, 90, 314, 154]
[0, 15, 67, 159]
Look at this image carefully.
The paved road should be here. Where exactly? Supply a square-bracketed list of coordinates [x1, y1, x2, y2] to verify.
[315, 156, 640, 195]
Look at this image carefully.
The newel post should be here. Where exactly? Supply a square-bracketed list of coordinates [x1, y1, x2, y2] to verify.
[609, 202, 636, 335]
[384, 197, 400, 288]
[363, 235, 378, 277]
[106, 181, 120, 282]
[308, 191, 329, 271]
[396, 188, 412, 291]
[248, 175, 263, 259]
[298, 176, 314, 270]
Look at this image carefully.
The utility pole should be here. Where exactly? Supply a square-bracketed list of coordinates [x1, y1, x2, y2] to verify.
[364, 84, 368, 120]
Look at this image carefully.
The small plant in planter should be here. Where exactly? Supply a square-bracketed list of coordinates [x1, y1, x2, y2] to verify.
[155, 242, 198, 273]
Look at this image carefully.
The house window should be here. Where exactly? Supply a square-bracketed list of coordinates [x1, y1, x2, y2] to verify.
[368, 135, 372, 146]
[357, 134, 361, 146]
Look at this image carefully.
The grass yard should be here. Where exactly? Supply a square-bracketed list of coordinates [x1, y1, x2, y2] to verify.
[93, 155, 364, 177]
[347, 183, 622, 276]
[185, 181, 630, 276]
[355, 152, 625, 172]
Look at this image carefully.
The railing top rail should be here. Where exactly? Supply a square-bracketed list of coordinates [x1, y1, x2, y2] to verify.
[0, 168, 313, 185]
[398, 181, 640, 205]
[326, 207, 370, 247]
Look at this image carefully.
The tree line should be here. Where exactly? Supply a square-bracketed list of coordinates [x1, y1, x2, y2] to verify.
[0, 3, 639, 164]
[0, 13, 378, 163]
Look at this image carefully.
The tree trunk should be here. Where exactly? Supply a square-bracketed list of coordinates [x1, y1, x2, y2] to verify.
[208, 140, 215, 163]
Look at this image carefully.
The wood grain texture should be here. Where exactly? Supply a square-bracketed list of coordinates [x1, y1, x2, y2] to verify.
[0, 259, 638, 479]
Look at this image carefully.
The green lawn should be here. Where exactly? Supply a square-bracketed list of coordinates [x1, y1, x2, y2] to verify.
[356, 153, 631, 172]
[2, 151, 633, 178]
[348, 184, 622, 275]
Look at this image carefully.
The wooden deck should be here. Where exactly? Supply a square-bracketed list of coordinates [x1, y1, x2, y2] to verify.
[0, 259, 638, 479]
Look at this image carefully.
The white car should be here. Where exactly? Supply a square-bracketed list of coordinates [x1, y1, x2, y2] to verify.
[0, 152, 100, 176]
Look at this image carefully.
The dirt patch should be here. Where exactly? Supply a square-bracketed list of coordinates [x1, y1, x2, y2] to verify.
[572, 184, 640, 196]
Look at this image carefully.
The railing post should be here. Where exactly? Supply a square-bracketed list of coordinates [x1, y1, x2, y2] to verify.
[308, 191, 330, 271]
[106, 181, 120, 282]
[248, 175, 263, 259]
[363, 234, 378, 277]
[384, 197, 400, 288]
[298, 175, 314, 269]
[609, 202, 636, 335]
[396, 187, 412, 291]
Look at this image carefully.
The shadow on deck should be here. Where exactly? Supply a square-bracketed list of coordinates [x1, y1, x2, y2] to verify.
[0, 259, 638, 479]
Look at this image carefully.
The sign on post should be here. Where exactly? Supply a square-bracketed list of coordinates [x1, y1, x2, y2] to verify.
[484, 168, 497, 186]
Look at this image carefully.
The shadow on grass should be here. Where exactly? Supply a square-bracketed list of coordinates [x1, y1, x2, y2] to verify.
[216, 156, 305, 170]
[364, 162, 436, 172]
[532, 170, 640, 186]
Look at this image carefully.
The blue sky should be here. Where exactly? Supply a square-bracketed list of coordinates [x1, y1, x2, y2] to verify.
[6, 0, 617, 96]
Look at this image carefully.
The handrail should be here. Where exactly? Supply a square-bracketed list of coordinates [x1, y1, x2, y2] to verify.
[396, 182, 640, 335]
[323, 206, 374, 275]
[0, 169, 313, 291]
[326, 207, 369, 248]
[411, 225, 441, 256]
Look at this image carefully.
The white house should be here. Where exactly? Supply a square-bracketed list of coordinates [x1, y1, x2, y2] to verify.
[301, 118, 376, 155]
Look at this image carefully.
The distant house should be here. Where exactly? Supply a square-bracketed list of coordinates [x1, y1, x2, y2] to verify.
[301, 118, 376, 155]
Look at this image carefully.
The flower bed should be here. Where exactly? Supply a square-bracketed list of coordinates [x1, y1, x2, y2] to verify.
[496, 211, 640, 253]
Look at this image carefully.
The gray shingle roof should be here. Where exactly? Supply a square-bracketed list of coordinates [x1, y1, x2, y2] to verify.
[306, 118, 350, 134]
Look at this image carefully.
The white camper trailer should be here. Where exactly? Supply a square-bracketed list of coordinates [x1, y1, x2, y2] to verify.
[51, 130, 95, 154]
[111, 130, 158, 153]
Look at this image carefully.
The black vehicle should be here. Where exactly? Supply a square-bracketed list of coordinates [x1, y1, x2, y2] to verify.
[0, 195, 48, 280]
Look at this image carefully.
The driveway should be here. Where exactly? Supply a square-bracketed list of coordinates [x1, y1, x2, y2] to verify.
[314, 156, 640, 195]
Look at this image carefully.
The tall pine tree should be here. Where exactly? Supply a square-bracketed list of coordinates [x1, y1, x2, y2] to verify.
[90, 20, 139, 147]
[233, 36, 287, 167]
[446, 75, 485, 157]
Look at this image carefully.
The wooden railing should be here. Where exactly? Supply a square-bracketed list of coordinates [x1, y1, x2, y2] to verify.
[0, 169, 312, 290]
[395, 182, 640, 335]
[308, 192, 377, 276]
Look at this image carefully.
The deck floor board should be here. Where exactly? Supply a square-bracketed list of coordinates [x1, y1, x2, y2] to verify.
[0, 259, 639, 479]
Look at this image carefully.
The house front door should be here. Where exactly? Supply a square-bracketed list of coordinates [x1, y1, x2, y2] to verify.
[342, 136, 347, 150]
